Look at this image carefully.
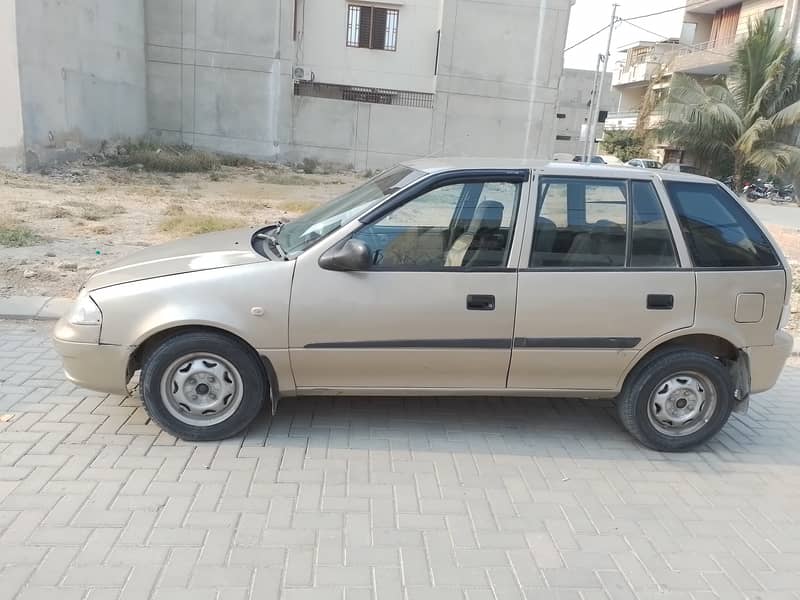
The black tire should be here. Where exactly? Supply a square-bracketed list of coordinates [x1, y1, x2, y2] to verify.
[140, 331, 267, 441]
[617, 349, 734, 452]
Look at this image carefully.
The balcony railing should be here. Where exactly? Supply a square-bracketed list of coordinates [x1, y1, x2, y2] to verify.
[613, 60, 662, 86]
[671, 32, 741, 57]
[605, 111, 665, 131]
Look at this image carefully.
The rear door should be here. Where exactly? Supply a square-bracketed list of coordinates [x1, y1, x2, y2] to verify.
[663, 180, 786, 349]
[509, 175, 696, 391]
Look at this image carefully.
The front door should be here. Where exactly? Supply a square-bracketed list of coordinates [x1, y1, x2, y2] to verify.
[510, 176, 696, 391]
[289, 171, 529, 391]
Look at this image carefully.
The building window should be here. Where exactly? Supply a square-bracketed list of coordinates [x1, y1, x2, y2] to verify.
[764, 6, 783, 26]
[556, 135, 572, 141]
[347, 4, 399, 51]
[557, 113, 567, 119]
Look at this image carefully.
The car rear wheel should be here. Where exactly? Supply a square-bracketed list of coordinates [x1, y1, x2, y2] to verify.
[617, 349, 734, 452]
[140, 331, 267, 441]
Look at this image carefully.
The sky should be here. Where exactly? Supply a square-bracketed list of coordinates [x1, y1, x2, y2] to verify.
[564, 0, 686, 70]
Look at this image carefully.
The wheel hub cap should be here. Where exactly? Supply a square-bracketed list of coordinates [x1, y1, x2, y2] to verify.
[160, 353, 244, 427]
[647, 372, 718, 438]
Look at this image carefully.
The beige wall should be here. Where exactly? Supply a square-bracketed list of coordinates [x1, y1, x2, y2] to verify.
[683, 11, 714, 44]
[298, 0, 440, 92]
[737, 0, 790, 36]
[0, 0, 24, 170]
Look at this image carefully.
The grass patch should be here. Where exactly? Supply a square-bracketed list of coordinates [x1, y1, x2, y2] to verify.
[0, 223, 42, 247]
[108, 141, 257, 173]
[47, 206, 73, 219]
[160, 214, 244, 237]
[256, 171, 318, 186]
[280, 200, 320, 214]
[164, 203, 186, 217]
[78, 203, 127, 221]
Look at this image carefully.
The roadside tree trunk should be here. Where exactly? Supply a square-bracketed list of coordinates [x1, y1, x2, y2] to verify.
[734, 153, 745, 193]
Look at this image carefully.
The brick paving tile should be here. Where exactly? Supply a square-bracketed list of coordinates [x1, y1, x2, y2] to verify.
[1, 321, 800, 599]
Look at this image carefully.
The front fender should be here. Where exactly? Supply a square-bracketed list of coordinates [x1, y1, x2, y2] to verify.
[92, 262, 294, 352]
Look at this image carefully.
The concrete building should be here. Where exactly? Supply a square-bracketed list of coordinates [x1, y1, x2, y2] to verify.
[1, 0, 148, 170]
[553, 68, 619, 158]
[607, 0, 800, 163]
[2, 0, 577, 171]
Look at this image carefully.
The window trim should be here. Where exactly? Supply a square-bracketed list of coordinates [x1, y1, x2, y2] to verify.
[627, 179, 681, 270]
[527, 175, 681, 272]
[664, 180, 782, 271]
[346, 3, 400, 52]
[349, 170, 529, 272]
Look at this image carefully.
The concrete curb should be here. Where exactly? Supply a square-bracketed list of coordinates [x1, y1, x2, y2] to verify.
[2, 295, 800, 356]
[0, 296, 73, 322]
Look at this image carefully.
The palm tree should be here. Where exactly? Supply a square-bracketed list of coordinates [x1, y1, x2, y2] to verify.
[658, 16, 800, 190]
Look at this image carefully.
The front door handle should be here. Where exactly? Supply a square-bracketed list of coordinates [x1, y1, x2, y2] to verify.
[647, 294, 674, 310]
[467, 294, 495, 311]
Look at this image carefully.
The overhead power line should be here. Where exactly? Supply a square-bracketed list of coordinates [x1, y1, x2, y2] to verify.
[565, 23, 613, 53]
[565, 0, 712, 52]
[626, 0, 716, 21]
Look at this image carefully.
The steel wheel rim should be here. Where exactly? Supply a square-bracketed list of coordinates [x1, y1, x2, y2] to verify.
[647, 371, 718, 438]
[159, 353, 244, 427]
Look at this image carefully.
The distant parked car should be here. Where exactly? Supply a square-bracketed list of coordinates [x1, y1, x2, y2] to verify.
[599, 154, 624, 166]
[663, 163, 699, 174]
[572, 155, 606, 164]
[627, 158, 663, 169]
[53, 159, 794, 451]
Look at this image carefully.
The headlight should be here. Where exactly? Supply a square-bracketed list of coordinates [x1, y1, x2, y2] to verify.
[67, 293, 102, 326]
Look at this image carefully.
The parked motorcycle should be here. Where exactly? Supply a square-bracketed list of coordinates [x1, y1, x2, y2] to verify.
[742, 179, 772, 202]
[770, 183, 797, 205]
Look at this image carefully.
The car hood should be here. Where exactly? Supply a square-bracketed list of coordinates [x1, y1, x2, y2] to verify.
[84, 228, 268, 291]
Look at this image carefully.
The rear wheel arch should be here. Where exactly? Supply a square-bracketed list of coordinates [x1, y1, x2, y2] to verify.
[620, 332, 740, 389]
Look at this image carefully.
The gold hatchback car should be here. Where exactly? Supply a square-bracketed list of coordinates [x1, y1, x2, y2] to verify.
[53, 159, 793, 451]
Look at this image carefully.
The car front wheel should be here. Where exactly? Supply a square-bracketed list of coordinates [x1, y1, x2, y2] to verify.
[140, 331, 267, 441]
[617, 349, 734, 452]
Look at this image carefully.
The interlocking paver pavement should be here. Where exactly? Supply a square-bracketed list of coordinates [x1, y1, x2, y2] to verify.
[1, 321, 800, 600]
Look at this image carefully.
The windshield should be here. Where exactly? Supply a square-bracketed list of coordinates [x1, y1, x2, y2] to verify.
[275, 165, 425, 256]
[643, 160, 661, 169]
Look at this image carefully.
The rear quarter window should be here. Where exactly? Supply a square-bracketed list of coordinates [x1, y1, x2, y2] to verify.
[664, 181, 779, 268]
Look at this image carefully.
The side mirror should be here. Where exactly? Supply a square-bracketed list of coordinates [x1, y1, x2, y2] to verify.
[319, 238, 372, 271]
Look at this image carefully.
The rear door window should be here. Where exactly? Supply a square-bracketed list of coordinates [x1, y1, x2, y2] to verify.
[664, 181, 778, 268]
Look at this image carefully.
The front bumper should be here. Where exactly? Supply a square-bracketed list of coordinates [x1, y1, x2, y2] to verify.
[747, 330, 794, 394]
[52, 320, 133, 395]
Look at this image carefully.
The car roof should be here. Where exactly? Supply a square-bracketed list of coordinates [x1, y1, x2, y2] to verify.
[400, 157, 716, 185]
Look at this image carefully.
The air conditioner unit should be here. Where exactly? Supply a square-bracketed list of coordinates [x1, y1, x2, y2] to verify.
[293, 66, 314, 82]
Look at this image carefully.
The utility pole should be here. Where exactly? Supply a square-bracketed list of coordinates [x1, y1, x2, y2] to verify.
[582, 53, 603, 161]
[585, 3, 619, 164]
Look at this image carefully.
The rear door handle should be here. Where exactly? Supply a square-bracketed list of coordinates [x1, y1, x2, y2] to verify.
[647, 294, 674, 310]
[467, 294, 495, 311]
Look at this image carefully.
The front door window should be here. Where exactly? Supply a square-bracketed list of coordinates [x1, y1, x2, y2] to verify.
[354, 180, 522, 269]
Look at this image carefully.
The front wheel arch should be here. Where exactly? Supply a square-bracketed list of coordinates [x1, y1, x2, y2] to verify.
[129, 325, 280, 415]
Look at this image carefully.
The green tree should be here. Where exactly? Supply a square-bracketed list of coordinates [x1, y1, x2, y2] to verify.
[658, 17, 800, 190]
[600, 129, 649, 163]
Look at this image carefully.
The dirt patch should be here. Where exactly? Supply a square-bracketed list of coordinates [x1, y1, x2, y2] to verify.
[0, 162, 361, 298]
